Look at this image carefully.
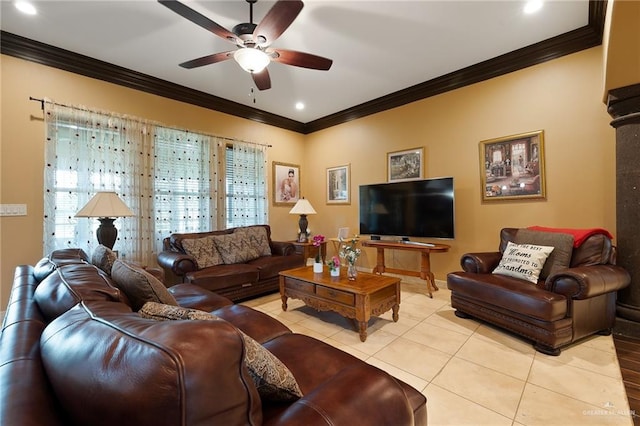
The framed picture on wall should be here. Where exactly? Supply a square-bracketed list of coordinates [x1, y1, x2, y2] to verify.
[326, 164, 350, 204]
[273, 162, 300, 206]
[387, 147, 424, 182]
[479, 130, 546, 201]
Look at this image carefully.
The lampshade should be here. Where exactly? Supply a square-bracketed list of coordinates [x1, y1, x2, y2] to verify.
[75, 192, 134, 250]
[233, 48, 270, 74]
[75, 191, 135, 218]
[289, 198, 317, 215]
[290, 198, 316, 243]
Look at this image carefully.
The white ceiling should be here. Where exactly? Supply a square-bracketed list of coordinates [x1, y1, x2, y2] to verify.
[1, 0, 589, 123]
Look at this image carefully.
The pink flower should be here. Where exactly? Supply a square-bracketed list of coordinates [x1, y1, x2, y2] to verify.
[312, 234, 325, 247]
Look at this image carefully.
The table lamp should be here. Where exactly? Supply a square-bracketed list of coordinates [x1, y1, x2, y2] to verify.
[289, 198, 316, 242]
[75, 191, 135, 249]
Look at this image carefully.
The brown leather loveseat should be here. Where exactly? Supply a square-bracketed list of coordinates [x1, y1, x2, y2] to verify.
[447, 227, 630, 355]
[1, 248, 427, 425]
[158, 224, 304, 301]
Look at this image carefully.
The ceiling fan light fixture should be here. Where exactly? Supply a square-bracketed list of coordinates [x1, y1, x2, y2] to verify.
[234, 48, 270, 73]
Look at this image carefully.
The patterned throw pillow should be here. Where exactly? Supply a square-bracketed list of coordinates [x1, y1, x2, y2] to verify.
[211, 233, 262, 264]
[234, 227, 272, 257]
[514, 229, 574, 280]
[111, 260, 178, 310]
[91, 244, 117, 275]
[182, 236, 224, 269]
[139, 302, 303, 401]
[493, 241, 554, 284]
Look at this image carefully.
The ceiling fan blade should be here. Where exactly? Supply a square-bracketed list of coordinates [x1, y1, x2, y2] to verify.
[179, 51, 234, 69]
[253, 0, 303, 46]
[252, 69, 271, 91]
[271, 49, 333, 71]
[158, 0, 238, 44]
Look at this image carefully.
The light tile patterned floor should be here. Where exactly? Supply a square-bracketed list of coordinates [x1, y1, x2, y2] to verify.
[243, 275, 634, 426]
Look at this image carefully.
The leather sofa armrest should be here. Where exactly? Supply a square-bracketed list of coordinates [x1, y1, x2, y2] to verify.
[271, 241, 296, 256]
[265, 364, 416, 426]
[544, 265, 631, 299]
[157, 250, 198, 277]
[460, 252, 503, 274]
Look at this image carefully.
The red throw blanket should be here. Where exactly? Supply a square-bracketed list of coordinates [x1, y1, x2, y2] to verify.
[527, 226, 614, 247]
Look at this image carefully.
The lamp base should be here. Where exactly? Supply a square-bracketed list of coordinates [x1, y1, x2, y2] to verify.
[298, 214, 309, 242]
[96, 217, 117, 249]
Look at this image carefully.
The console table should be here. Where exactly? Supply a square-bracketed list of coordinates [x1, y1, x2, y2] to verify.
[361, 240, 450, 298]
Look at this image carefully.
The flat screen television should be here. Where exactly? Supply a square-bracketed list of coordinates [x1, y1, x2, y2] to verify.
[359, 177, 455, 239]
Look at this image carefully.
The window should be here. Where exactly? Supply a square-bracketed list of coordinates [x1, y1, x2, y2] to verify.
[225, 143, 268, 228]
[44, 102, 268, 264]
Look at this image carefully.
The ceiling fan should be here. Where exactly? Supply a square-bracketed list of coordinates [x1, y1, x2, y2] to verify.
[158, 0, 333, 91]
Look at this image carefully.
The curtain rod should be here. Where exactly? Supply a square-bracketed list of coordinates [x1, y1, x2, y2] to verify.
[29, 96, 272, 148]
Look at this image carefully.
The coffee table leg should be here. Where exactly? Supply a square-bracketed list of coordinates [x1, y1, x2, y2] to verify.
[392, 304, 399, 322]
[358, 321, 368, 342]
[281, 294, 288, 311]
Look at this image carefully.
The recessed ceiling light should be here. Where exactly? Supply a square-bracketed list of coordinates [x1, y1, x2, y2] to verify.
[524, 0, 543, 15]
[295, 102, 305, 110]
[15, 1, 37, 15]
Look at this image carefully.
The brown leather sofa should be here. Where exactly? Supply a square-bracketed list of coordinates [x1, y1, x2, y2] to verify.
[158, 225, 304, 301]
[447, 227, 630, 355]
[1, 248, 427, 426]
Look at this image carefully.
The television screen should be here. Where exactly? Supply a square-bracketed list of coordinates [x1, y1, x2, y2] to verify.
[359, 177, 455, 239]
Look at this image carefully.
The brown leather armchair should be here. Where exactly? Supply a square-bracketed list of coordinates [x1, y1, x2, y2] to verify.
[447, 227, 630, 355]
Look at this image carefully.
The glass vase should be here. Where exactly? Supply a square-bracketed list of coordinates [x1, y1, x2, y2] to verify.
[347, 263, 357, 280]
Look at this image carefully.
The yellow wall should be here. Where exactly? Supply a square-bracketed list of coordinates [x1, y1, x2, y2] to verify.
[602, 0, 640, 97]
[0, 45, 616, 309]
[304, 46, 615, 279]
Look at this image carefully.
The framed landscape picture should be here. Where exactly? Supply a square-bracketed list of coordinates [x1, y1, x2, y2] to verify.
[479, 130, 546, 201]
[326, 164, 350, 204]
[273, 162, 300, 206]
[387, 147, 424, 182]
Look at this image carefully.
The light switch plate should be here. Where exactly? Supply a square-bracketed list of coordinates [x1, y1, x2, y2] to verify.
[0, 204, 27, 216]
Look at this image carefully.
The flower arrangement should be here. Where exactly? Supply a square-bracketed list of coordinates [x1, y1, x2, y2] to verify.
[327, 255, 341, 271]
[339, 236, 361, 266]
[312, 234, 325, 263]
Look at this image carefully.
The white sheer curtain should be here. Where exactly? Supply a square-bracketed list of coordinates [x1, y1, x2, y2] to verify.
[225, 141, 268, 227]
[152, 127, 222, 251]
[43, 101, 266, 265]
[43, 102, 156, 265]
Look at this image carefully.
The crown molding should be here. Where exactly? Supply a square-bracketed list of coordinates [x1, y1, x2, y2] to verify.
[0, 1, 605, 135]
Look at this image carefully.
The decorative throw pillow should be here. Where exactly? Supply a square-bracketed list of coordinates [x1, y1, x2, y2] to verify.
[211, 233, 261, 264]
[91, 244, 117, 275]
[181, 236, 224, 269]
[234, 227, 272, 257]
[493, 241, 554, 284]
[139, 301, 303, 401]
[111, 260, 178, 311]
[515, 229, 574, 280]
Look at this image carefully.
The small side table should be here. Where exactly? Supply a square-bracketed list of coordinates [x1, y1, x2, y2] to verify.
[290, 241, 327, 263]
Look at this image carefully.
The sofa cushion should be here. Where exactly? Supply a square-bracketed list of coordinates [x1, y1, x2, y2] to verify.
[111, 260, 178, 310]
[91, 244, 118, 275]
[235, 226, 272, 256]
[185, 264, 259, 292]
[212, 233, 262, 264]
[493, 241, 554, 283]
[515, 229, 574, 280]
[181, 235, 224, 268]
[139, 302, 303, 401]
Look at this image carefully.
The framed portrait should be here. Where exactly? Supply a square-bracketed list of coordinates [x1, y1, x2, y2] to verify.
[479, 130, 546, 201]
[326, 164, 350, 204]
[387, 147, 424, 182]
[273, 162, 300, 206]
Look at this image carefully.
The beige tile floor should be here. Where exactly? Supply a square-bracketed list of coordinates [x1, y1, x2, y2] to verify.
[242, 275, 635, 426]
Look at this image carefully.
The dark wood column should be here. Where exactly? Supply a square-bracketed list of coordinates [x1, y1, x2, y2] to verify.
[608, 83, 640, 337]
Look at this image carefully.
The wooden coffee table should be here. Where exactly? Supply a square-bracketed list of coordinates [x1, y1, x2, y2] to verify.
[279, 266, 401, 342]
